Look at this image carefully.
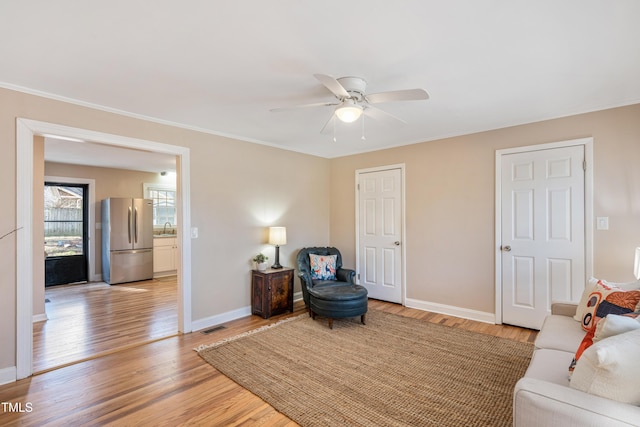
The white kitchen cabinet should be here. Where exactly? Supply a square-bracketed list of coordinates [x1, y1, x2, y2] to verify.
[153, 237, 177, 276]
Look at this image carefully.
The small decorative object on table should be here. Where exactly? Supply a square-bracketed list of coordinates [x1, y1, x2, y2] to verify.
[253, 253, 268, 272]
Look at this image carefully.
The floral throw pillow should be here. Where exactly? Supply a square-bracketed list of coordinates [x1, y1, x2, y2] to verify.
[309, 254, 337, 281]
[579, 280, 640, 331]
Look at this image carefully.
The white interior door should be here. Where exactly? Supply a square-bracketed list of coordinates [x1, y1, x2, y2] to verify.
[357, 167, 403, 303]
[501, 145, 585, 329]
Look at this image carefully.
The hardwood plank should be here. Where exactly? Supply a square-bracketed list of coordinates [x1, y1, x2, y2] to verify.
[2, 295, 536, 426]
[33, 276, 178, 373]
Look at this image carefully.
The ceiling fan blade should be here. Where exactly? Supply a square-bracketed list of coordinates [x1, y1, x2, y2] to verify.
[366, 88, 429, 104]
[314, 74, 350, 99]
[270, 101, 339, 112]
[363, 105, 407, 124]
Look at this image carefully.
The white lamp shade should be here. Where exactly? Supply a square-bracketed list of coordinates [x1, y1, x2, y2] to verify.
[335, 100, 363, 123]
[268, 226, 287, 246]
[634, 247, 640, 280]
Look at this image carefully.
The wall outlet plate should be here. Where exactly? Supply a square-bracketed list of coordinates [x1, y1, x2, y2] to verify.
[596, 217, 609, 230]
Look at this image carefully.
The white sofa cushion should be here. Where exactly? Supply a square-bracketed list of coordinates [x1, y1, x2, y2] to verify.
[524, 348, 574, 386]
[613, 278, 640, 291]
[593, 313, 640, 343]
[570, 328, 640, 405]
[514, 377, 640, 427]
[535, 314, 585, 352]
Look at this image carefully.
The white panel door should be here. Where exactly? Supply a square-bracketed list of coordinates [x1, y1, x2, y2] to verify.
[358, 168, 403, 303]
[501, 145, 585, 329]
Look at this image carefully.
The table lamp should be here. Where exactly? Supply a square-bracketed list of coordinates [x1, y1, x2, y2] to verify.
[269, 226, 287, 269]
[634, 247, 640, 280]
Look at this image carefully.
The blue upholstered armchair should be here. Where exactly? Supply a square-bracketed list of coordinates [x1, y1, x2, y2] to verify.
[296, 247, 367, 329]
[297, 247, 355, 305]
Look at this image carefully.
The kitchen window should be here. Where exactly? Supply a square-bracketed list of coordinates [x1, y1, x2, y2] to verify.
[144, 184, 177, 227]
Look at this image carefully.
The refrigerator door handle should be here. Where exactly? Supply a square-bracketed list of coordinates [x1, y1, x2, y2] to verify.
[134, 207, 139, 244]
[127, 207, 132, 244]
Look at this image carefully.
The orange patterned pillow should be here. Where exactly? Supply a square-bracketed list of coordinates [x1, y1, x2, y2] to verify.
[580, 280, 640, 331]
[569, 324, 596, 372]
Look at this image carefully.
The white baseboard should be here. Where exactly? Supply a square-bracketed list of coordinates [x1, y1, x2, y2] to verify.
[153, 271, 177, 279]
[191, 306, 252, 332]
[405, 298, 496, 324]
[0, 366, 17, 385]
[32, 313, 48, 323]
[191, 291, 305, 333]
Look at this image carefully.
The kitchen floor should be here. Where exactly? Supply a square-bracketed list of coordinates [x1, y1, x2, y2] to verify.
[33, 276, 178, 373]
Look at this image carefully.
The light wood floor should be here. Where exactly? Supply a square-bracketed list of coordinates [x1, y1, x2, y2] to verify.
[2, 294, 537, 426]
[33, 276, 178, 373]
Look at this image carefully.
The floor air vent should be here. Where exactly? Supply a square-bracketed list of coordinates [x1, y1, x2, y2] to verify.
[201, 325, 226, 334]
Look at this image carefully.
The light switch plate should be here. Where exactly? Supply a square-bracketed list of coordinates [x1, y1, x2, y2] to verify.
[191, 227, 198, 238]
[596, 217, 609, 230]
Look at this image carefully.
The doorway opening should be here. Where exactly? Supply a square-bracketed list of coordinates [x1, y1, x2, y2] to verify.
[44, 182, 89, 286]
[16, 118, 192, 380]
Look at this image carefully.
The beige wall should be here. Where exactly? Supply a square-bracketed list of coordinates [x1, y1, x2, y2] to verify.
[330, 103, 640, 315]
[0, 87, 330, 371]
[2, 82, 639, 375]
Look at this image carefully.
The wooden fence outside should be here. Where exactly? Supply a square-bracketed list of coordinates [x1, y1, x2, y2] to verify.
[44, 207, 83, 237]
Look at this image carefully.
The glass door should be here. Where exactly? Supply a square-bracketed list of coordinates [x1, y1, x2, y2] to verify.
[44, 183, 88, 286]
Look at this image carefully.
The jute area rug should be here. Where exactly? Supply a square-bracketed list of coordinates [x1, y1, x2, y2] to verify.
[196, 309, 533, 427]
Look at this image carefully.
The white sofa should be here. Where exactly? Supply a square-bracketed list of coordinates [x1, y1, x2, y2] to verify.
[513, 302, 640, 426]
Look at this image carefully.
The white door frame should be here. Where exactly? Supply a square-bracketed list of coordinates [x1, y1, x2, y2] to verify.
[16, 118, 192, 379]
[494, 137, 594, 324]
[355, 163, 406, 304]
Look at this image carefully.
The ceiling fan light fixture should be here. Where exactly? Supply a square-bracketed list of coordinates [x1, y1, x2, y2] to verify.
[335, 100, 363, 123]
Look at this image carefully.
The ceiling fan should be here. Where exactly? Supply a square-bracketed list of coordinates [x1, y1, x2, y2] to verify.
[271, 74, 429, 132]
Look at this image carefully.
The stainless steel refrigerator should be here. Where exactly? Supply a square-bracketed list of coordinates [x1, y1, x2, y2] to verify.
[101, 198, 154, 284]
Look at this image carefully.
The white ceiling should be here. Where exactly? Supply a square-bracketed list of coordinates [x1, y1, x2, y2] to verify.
[44, 137, 176, 173]
[2, 1, 640, 167]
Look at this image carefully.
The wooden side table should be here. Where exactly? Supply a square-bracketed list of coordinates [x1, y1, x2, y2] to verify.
[251, 267, 294, 319]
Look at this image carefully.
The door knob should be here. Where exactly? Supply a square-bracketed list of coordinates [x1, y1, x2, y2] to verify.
[394, 241, 401, 246]
[502, 245, 511, 252]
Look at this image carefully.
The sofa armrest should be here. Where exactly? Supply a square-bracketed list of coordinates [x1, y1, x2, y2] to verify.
[298, 271, 312, 287]
[336, 268, 355, 284]
[550, 302, 577, 317]
[514, 377, 640, 427]
[298, 272, 313, 306]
